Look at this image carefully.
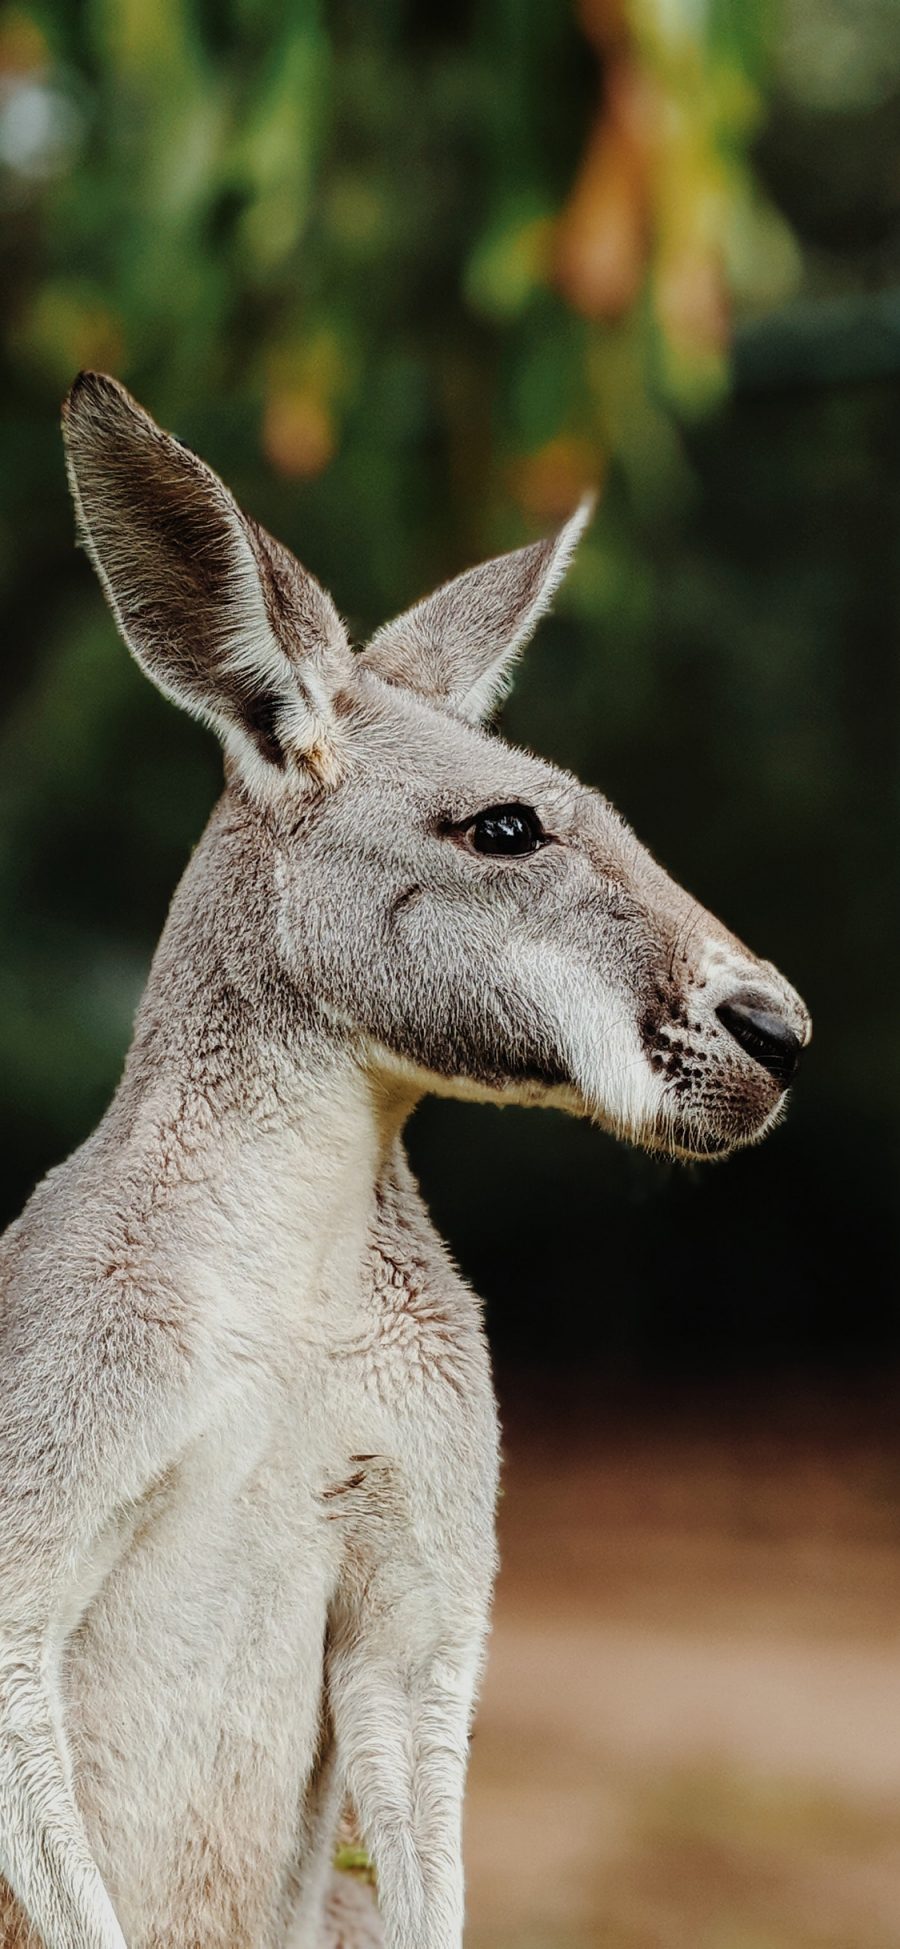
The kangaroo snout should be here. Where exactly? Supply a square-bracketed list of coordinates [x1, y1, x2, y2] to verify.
[631, 905, 810, 1160]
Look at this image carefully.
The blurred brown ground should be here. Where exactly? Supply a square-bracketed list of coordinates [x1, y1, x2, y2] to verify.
[464, 1381, 900, 1949]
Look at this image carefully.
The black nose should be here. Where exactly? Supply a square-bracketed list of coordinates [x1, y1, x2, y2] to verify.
[716, 995, 801, 1086]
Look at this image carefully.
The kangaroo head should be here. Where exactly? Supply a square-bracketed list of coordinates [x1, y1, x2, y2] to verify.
[63, 372, 810, 1161]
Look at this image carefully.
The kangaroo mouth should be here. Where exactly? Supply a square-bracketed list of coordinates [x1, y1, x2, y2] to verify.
[650, 1095, 786, 1164]
[658, 1128, 733, 1162]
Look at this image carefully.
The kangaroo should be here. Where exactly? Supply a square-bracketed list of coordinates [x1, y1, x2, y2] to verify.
[0, 372, 810, 1949]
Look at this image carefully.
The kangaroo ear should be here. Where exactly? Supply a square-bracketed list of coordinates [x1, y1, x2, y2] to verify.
[62, 372, 350, 793]
[360, 496, 594, 725]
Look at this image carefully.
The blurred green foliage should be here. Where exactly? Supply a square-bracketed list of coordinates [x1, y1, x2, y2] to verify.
[0, 0, 897, 1374]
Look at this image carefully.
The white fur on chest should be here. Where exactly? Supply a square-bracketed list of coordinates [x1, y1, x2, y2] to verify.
[56, 1212, 496, 1948]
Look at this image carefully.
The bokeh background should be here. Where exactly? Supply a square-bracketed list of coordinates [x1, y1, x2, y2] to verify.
[1, 2, 898, 1944]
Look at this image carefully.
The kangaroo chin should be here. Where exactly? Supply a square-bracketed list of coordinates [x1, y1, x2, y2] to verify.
[0, 372, 809, 1949]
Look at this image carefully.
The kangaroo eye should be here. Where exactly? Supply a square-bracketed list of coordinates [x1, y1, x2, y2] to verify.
[469, 804, 545, 856]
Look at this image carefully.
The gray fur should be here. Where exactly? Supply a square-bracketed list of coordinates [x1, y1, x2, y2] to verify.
[0, 375, 810, 1949]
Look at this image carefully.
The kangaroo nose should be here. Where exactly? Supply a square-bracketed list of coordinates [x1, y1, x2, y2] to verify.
[715, 995, 802, 1087]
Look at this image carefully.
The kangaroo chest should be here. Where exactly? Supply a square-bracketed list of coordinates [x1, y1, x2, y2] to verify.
[52, 1236, 498, 1949]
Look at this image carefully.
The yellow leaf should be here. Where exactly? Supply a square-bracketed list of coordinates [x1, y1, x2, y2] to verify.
[262, 390, 335, 479]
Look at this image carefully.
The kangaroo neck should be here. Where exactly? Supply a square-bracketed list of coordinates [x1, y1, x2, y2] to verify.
[110, 972, 420, 1337]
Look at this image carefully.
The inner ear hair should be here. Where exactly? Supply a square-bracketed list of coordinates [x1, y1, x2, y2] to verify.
[241, 691, 287, 770]
[62, 371, 351, 792]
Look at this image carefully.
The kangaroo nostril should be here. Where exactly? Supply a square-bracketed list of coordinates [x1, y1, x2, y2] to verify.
[715, 996, 802, 1087]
